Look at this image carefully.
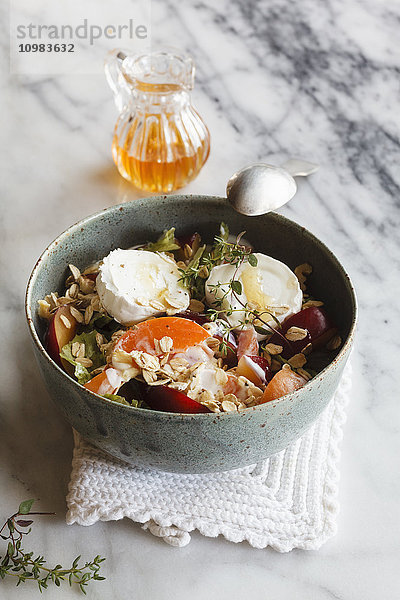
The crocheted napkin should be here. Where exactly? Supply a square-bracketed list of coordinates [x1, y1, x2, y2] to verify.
[66, 363, 351, 552]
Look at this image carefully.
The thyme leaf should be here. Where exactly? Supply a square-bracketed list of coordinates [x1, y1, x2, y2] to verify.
[0, 500, 106, 593]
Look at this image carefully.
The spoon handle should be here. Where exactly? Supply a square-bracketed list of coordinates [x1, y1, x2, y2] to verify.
[281, 158, 319, 177]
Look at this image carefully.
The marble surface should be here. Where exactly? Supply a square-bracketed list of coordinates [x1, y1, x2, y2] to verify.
[1, 0, 400, 598]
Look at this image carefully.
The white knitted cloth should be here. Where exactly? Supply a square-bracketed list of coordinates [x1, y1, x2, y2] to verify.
[66, 363, 351, 552]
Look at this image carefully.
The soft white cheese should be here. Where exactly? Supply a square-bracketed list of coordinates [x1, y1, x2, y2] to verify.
[205, 252, 302, 335]
[96, 249, 189, 325]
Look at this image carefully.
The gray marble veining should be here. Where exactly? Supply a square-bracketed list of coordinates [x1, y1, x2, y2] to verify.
[1, 0, 399, 598]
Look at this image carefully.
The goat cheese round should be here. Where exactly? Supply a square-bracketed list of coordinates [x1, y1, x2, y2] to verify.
[96, 249, 190, 325]
[205, 252, 302, 334]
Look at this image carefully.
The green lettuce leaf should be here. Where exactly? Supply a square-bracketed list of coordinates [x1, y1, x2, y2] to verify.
[103, 394, 130, 406]
[103, 394, 142, 408]
[60, 330, 106, 385]
[144, 227, 180, 252]
[186, 245, 205, 271]
[84, 312, 121, 337]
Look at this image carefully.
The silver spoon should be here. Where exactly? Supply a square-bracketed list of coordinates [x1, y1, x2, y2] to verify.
[226, 158, 319, 216]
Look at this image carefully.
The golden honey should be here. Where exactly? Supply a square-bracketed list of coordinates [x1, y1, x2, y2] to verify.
[106, 52, 210, 193]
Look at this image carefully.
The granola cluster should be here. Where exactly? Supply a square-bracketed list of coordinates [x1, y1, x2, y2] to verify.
[108, 335, 263, 413]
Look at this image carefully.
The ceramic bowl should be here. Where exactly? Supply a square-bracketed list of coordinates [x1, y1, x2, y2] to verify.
[25, 196, 357, 473]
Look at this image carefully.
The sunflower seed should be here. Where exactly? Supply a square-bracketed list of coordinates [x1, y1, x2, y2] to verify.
[69, 264, 81, 281]
[78, 276, 96, 295]
[75, 357, 93, 367]
[169, 358, 190, 372]
[150, 300, 166, 311]
[142, 370, 157, 384]
[60, 314, 72, 329]
[69, 305, 84, 323]
[302, 300, 324, 308]
[82, 262, 100, 275]
[199, 390, 215, 403]
[57, 296, 73, 306]
[69, 283, 79, 298]
[121, 367, 141, 381]
[164, 294, 184, 309]
[96, 332, 105, 348]
[91, 296, 101, 312]
[198, 265, 209, 279]
[37, 300, 51, 319]
[264, 343, 283, 355]
[147, 378, 172, 386]
[222, 400, 237, 412]
[183, 244, 193, 260]
[206, 337, 220, 350]
[113, 350, 132, 365]
[130, 351, 160, 371]
[295, 263, 312, 290]
[71, 342, 81, 357]
[84, 305, 93, 325]
[285, 326, 308, 341]
[159, 336, 173, 353]
[188, 298, 205, 313]
[288, 353, 307, 368]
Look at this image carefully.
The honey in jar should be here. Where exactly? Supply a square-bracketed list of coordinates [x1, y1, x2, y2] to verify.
[105, 50, 210, 193]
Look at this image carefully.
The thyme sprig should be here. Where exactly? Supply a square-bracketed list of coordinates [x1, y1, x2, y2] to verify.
[0, 500, 105, 594]
[178, 225, 291, 355]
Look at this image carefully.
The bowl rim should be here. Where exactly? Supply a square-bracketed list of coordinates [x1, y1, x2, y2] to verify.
[25, 194, 358, 418]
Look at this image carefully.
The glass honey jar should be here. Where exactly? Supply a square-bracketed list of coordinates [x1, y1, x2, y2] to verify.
[105, 49, 210, 193]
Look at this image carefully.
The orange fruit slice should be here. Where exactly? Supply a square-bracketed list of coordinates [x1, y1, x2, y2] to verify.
[84, 368, 119, 396]
[260, 368, 307, 403]
[114, 316, 209, 356]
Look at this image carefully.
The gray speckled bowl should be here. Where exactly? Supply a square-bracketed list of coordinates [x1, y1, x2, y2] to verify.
[25, 196, 357, 473]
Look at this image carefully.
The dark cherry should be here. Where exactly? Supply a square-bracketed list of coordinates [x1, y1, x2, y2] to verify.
[145, 385, 211, 414]
[268, 307, 334, 358]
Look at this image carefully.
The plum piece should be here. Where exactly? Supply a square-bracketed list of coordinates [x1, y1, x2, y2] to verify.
[46, 306, 77, 370]
[284, 306, 334, 341]
[268, 307, 334, 358]
[145, 385, 211, 414]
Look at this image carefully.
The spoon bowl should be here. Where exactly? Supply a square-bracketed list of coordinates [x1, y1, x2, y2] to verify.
[226, 163, 297, 216]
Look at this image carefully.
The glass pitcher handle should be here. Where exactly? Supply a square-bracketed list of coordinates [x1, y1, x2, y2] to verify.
[104, 49, 132, 113]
